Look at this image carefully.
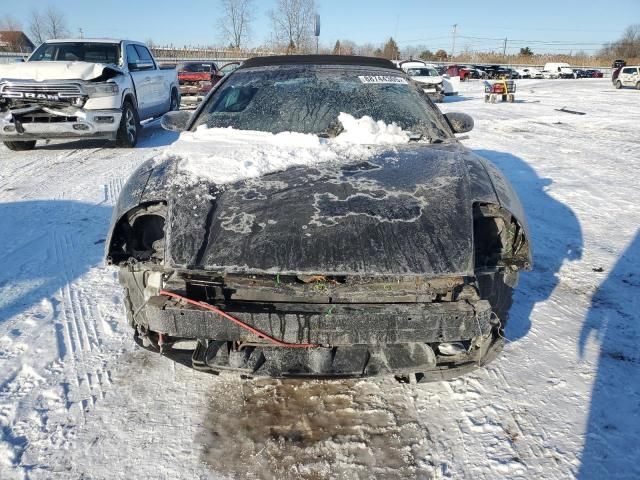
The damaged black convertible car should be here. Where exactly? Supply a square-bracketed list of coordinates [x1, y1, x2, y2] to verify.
[106, 55, 532, 381]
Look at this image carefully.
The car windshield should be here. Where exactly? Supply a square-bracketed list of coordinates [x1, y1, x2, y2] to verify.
[29, 42, 121, 65]
[182, 63, 213, 73]
[405, 67, 439, 77]
[192, 65, 452, 141]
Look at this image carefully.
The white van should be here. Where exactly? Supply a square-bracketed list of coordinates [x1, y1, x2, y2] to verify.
[542, 63, 575, 79]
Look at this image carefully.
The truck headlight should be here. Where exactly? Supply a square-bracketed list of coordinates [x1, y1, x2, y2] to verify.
[85, 83, 119, 98]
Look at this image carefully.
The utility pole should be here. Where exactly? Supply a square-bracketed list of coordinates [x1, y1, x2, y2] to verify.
[314, 14, 320, 54]
[451, 24, 458, 58]
[503, 37, 508, 56]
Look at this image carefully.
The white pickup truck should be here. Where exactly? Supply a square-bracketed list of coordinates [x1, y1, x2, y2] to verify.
[0, 39, 180, 150]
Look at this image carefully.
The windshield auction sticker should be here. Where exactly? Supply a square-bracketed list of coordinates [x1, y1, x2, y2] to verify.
[358, 75, 408, 84]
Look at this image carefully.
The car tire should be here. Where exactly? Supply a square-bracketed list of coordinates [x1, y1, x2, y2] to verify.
[615, 80, 622, 89]
[477, 273, 515, 329]
[115, 100, 140, 148]
[3, 140, 36, 151]
[170, 88, 180, 111]
[636, 82, 640, 90]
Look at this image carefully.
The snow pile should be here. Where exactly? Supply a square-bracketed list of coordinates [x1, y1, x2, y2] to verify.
[334, 112, 411, 145]
[159, 113, 410, 185]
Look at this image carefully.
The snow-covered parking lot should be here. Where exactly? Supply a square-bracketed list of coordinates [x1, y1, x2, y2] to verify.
[0, 78, 638, 479]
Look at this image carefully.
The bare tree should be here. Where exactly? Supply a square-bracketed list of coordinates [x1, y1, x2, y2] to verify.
[218, 0, 253, 49]
[269, 0, 316, 52]
[600, 24, 640, 59]
[0, 15, 22, 31]
[382, 37, 400, 60]
[29, 5, 70, 44]
[29, 11, 46, 45]
[45, 6, 69, 39]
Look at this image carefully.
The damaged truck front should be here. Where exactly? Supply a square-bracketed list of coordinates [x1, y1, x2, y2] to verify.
[0, 39, 180, 150]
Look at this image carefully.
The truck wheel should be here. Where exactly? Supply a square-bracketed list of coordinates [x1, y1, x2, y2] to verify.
[3, 140, 36, 151]
[615, 80, 622, 89]
[170, 89, 180, 111]
[116, 101, 140, 148]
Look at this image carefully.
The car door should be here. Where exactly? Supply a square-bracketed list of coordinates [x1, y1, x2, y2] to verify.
[134, 45, 168, 116]
[126, 44, 154, 119]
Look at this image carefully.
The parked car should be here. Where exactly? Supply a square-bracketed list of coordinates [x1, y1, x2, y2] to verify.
[106, 55, 532, 381]
[584, 69, 603, 78]
[612, 59, 627, 69]
[0, 39, 180, 150]
[446, 64, 472, 81]
[573, 69, 589, 78]
[459, 65, 486, 79]
[482, 66, 518, 79]
[614, 65, 640, 89]
[178, 62, 218, 82]
[542, 62, 575, 79]
[515, 67, 542, 79]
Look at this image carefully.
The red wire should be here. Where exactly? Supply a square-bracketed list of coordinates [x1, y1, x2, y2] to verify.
[159, 289, 319, 348]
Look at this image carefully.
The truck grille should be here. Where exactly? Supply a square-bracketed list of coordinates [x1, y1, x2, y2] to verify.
[0, 82, 84, 99]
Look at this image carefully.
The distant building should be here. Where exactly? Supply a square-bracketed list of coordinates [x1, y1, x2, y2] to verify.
[0, 31, 36, 53]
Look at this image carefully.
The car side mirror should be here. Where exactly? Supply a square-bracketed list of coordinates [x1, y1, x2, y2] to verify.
[445, 112, 474, 134]
[161, 110, 191, 132]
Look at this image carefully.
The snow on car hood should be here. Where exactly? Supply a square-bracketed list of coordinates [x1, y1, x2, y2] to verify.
[159, 113, 411, 186]
[0, 61, 122, 82]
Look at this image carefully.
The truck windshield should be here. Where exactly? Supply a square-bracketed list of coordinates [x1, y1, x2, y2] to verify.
[181, 63, 214, 73]
[193, 65, 452, 141]
[29, 42, 121, 65]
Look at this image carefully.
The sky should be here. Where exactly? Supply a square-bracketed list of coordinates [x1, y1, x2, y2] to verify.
[3, 0, 638, 54]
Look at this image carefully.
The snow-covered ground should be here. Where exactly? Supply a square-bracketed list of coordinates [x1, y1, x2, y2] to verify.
[0, 79, 638, 479]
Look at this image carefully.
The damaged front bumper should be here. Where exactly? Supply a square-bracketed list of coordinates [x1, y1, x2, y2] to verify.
[119, 268, 504, 381]
[0, 106, 122, 141]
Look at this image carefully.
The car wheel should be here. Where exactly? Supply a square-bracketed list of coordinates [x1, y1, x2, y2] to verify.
[615, 80, 622, 89]
[3, 140, 36, 151]
[115, 101, 140, 148]
[636, 82, 640, 90]
[477, 273, 514, 329]
[507, 94, 515, 103]
[170, 89, 180, 111]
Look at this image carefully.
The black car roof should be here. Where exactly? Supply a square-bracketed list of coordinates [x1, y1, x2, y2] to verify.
[239, 55, 398, 71]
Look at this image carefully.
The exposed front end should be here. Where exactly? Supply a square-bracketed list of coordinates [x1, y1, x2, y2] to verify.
[118, 266, 505, 381]
[0, 79, 122, 141]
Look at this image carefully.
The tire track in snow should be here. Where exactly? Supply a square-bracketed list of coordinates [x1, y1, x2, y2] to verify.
[53, 230, 112, 418]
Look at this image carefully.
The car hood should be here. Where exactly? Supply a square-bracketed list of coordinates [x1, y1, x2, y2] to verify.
[113, 142, 528, 277]
[411, 75, 443, 85]
[0, 61, 122, 82]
